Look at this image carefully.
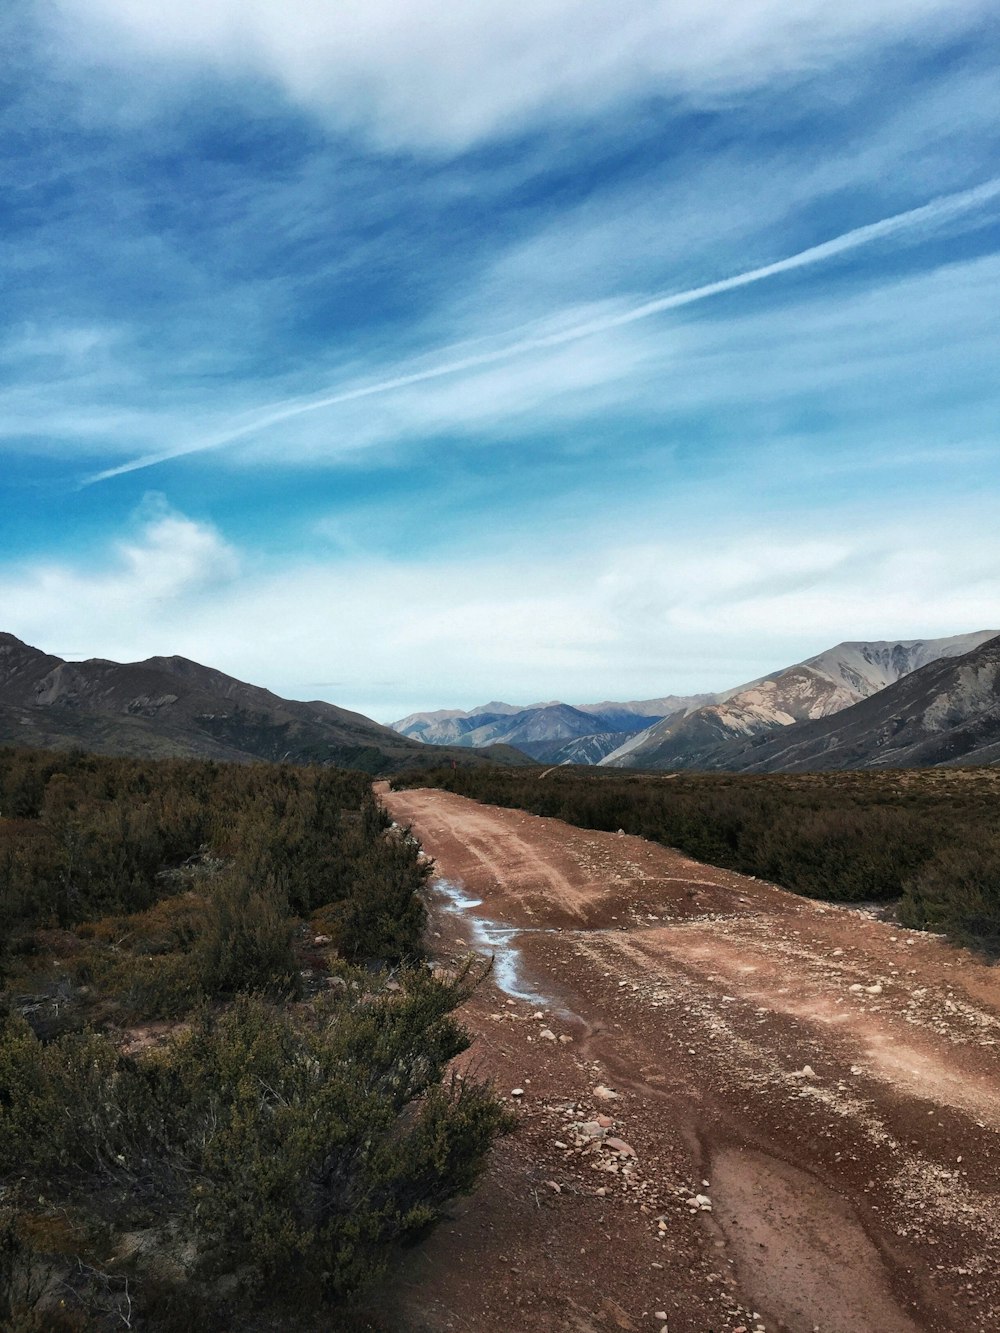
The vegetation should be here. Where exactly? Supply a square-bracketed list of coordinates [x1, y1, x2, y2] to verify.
[0, 747, 510, 1330]
[393, 763, 1000, 953]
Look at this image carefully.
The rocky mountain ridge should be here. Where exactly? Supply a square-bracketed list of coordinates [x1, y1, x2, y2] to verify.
[0, 634, 529, 774]
[602, 631, 999, 770]
[710, 632, 1000, 771]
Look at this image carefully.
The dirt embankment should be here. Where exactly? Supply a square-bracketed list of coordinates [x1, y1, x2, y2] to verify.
[377, 785, 1000, 1333]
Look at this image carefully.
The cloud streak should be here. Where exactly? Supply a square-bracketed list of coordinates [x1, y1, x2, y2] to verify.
[85, 175, 1000, 486]
[52, 0, 993, 150]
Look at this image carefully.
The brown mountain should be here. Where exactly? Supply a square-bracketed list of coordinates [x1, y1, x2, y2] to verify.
[716, 632, 1000, 772]
[0, 634, 530, 774]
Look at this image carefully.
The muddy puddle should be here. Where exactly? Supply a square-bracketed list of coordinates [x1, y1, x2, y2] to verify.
[432, 877, 555, 1007]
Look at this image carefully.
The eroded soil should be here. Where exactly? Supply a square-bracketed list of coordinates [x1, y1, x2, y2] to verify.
[377, 785, 1000, 1333]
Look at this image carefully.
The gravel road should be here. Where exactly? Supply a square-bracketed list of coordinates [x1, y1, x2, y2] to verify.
[378, 785, 1000, 1333]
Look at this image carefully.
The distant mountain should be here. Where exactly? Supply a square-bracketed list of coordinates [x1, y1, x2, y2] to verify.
[717, 632, 1000, 771]
[392, 693, 711, 753]
[572, 694, 716, 724]
[601, 631, 1000, 770]
[512, 731, 653, 765]
[0, 634, 531, 774]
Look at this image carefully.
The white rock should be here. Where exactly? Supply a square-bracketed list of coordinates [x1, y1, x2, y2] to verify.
[511, 1088, 525, 1097]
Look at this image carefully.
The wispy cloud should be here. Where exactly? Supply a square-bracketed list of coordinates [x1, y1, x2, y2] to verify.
[52, 0, 993, 149]
[82, 176, 1000, 484]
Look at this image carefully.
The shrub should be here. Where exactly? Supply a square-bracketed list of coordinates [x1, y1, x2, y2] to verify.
[0, 970, 511, 1315]
[900, 836, 1000, 954]
[189, 869, 298, 999]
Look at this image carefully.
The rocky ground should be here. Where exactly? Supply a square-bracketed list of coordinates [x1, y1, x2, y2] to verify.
[375, 784, 1000, 1333]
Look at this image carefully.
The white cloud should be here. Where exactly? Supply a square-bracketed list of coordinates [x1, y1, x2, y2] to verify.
[1, 499, 240, 663]
[52, 0, 991, 150]
[3, 500, 998, 720]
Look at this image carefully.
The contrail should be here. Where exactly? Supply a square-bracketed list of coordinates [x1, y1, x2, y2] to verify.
[84, 176, 1000, 485]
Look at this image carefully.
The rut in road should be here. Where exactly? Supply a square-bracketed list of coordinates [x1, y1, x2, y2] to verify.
[381, 785, 1000, 1333]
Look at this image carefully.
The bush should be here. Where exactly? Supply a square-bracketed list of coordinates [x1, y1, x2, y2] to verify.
[0, 974, 511, 1314]
[900, 836, 1000, 954]
[189, 869, 298, 998]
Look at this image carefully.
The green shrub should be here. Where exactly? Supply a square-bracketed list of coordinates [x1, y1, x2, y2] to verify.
[0, 971, 511, 1313]
[900, 836, 1000, 954]
[189, 869, 298, 999]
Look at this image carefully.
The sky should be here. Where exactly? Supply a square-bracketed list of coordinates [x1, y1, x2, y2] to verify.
[2, 0, 1000, 722]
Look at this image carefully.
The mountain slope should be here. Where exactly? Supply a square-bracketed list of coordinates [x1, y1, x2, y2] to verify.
[602, 631, 1000, 770]
[392, 694, 712, 752]
[0, 634, 530, 773]
[715, 632, 1000, 771]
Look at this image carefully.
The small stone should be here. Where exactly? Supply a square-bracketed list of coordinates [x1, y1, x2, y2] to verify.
[532, 1011, 546, 1021]
[594, 1085, 620, 1101]
[605, 1137, 636, 1157]
[539, 1028, 557, 1041]
[558, 1034, 573, 1043]
[511, 1088, 525, 1097]
[849, 984, 863, 993]
[655, 1313, 667, 1322]
[313, 934, 331, 945]
[596, 1114, 614, 1129]
[544, 1180, 561, 1193]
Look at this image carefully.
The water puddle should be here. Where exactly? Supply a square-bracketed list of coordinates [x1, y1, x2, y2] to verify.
[432, 877, 551, 1005]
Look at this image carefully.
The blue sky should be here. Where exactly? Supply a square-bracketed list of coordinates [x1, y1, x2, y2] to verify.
[2, 0, 999, 720]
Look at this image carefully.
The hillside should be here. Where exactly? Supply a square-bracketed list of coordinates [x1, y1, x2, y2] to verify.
[393, 694, 712, 752]
[717, 631, 1000, 771]
[602, 631, 999, 770]
[0, 633, 530, 773]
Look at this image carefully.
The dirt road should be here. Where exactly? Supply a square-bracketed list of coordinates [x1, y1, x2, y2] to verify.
[378, 786, 1000, 1333]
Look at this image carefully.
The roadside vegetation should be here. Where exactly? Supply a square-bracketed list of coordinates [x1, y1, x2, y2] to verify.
[392, 764, 1000, 955]
[0, 747, 510, 1331]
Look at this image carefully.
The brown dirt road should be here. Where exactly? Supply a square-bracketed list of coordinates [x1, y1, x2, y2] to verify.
[377, 785, 1000, 1333]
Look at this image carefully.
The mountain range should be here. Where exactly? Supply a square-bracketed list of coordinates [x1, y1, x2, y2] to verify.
[5, 628, 998, 777]
[602, 631, 999, 769]
[0, 634, 530, 774]
[393, 693, 713, 763]
[712, 632, 1000, 772]
[394, 631, 1000, 771]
